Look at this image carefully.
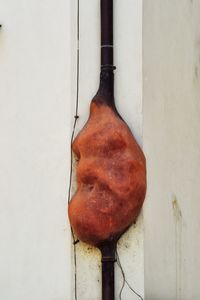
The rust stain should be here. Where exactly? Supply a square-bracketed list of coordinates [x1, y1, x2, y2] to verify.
[77, 241, 99, 257]
[193, 38, 200, 83]
[194, 65, 199, 79]
[172, 195, 182, 300]
[172, 196, 182, 222]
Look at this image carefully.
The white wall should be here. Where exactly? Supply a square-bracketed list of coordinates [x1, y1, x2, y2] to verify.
[71, 0, 144, 299]
[0, 0, 144, 299]
[5, 0, 197, 299]
[143, 1, 200, 299]
[0, 0, 71, 299]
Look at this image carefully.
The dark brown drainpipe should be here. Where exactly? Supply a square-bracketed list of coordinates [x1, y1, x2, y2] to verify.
[98, 2, 116, 299]
[99, 241, 116, 300]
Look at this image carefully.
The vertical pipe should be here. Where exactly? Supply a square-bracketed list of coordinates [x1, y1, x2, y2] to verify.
[100, 242, 116, 300]
[97, 0, 115, 107]
[101, 0, 114, 67]
[99, 2, 116, 297]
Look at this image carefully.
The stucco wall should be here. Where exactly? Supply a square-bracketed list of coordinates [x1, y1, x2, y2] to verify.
[0, 0, 71, 299]
[143, 1, 200, 299]
[0, 0, 144, 299]
[2, 1, 199, 299]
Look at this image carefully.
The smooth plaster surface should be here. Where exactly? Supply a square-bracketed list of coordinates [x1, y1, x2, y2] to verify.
[0, 0, 71, 299]
[143, 0, 200, 299]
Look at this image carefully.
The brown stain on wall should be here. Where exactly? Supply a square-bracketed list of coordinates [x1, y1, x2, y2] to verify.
[172, 196, 182, 222]
[194, 65, 199, 79]
[193, 38, 200, 83]
[172, 195, 182, 300]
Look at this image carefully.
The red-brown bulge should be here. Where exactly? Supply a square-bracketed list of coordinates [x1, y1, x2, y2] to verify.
[68, 100, 146, 246]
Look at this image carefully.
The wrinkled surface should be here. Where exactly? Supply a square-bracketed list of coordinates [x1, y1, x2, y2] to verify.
[68, 99, 146, 246]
